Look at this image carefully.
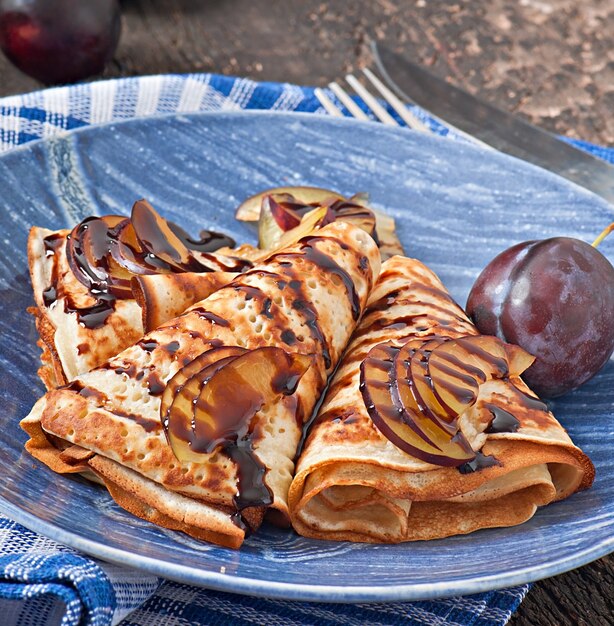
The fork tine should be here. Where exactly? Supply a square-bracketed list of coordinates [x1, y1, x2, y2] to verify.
[362, 68, 429, 132]
[328, 82, 370, 121]
[345, 74, 398, 126]
[314, 88, 344, 117]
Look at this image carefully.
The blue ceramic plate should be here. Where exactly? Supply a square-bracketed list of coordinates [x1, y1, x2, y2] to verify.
[0, 112, 612, 602]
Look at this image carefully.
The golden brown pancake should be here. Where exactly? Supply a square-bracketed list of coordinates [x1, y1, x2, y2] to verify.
[289, 256, 594, 543]
[22, 222, 381, 548]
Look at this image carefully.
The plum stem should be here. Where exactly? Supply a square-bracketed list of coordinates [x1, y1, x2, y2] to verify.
[592, 223, 614, 248]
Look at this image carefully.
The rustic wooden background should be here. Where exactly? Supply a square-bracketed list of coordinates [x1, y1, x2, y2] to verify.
[0, 1, 612, 624]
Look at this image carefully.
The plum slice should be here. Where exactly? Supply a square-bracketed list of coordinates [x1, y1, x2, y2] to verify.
[235, 186, 344, 222]
[405, 338, 458, 434]
[257, 194, 303, 249]
[66, 214, 126, 292]
[267, 194, 306, 230]
[503, 342, 536, 376]
[131, 199, 210, 273]
[397, 344, 471, 455]
[67, 212, 175, 298]
[108, 218, 164, 276]
[428, 336, 525, 417]
[163, 347, 311, 463]
[273, 206, 330, 252]
[327, 199, 378, 241]
[165, 354, 245, 464]
[160, 345, 247, 439]
[360, 343, 475, 466]
[361, 335, 535, 467]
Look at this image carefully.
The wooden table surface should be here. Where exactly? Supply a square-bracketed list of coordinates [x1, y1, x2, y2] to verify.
[1, 1, 612, 624]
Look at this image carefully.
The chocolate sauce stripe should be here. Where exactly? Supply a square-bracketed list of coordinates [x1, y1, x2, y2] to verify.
[428, 350, 487, 382]
[365, 286, 468, 316]
[191, 308, 231, 328]
[275, 235, 361, 321]
[62, 380, 161, 433]
[232, 283, 284, 326]
[42, 212, 250, 330]
[484, 404, 521, 433]
[363, 299, 470, 325]
[273, 262, 332, 371]
[455, 339, 509, 377]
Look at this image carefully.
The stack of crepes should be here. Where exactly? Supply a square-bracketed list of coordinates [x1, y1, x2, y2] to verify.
[22, 221, 380, 548]
[289, 255, 595, 543]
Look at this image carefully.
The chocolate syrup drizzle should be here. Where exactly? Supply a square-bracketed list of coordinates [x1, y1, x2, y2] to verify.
[167, 221, 236, 253]
[41, 211, 250, 330]
[41, 234, 64, 306]
[162, 345, 310, 530]
[277, 236, 361, 321]
[62, 379, 161, 432]
[349, 282, 546, 474]
[234, 238, 346, 372]
[138, 339, 159, 352]
[232, 284, 276, 321]
[458, 452, 501, 474]
[280, 329, 297, 346]
[191, 308, 231, 327]
[272, 235, 362, 370]
[226, 442, 273, 522]
[484, 404, 520, 434]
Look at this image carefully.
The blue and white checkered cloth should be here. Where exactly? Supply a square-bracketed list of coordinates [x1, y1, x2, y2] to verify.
[1, 73, 611, 626]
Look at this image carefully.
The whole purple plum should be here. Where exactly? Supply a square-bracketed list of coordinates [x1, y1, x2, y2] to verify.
[0, 0, 121, 84]
[467, 235, 614, 398]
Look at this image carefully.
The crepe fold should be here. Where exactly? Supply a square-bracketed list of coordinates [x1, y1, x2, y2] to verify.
[132, 271, 238, 333]
[27, 226, 247, 388]
[289, 256, 594, 543]
[22, 222, 381, 548]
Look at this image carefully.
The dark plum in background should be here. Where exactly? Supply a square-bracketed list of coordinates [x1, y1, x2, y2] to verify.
[0, 0, 121, 84]
[466, 236, 614, 398]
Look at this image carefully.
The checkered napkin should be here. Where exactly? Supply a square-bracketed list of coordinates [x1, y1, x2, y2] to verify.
[0, 72, 611, 626]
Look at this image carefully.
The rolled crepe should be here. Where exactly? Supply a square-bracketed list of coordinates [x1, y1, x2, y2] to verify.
[22, 222, 380, 548]
[289, 255, 594, 543]
[28, 226, 251, 388]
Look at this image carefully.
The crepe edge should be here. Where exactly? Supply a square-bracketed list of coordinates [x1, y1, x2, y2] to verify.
[89, 455, 250, 549]
[288, 438, 594, 543]
[21, 408, 251, 549]
[27, 227, 68, 389]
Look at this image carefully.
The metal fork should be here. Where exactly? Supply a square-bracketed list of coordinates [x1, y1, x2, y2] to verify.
[316, 68, 490, 150]
[314, 68, 430, 133]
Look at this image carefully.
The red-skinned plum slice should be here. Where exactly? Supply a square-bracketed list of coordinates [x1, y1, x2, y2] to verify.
[360, 342, 475, 467]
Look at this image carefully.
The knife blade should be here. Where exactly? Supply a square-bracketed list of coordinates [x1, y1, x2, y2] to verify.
[373, 42, 614, 205]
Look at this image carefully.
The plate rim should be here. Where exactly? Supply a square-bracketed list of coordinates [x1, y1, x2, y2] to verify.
[4, 108, 610, 210]
[2, 496, 611, 602]
[0, 109, 611, 602]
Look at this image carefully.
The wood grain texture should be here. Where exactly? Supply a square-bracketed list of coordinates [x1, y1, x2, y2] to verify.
[510, 556, 614, 626]
[0, 1, 611, 624]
